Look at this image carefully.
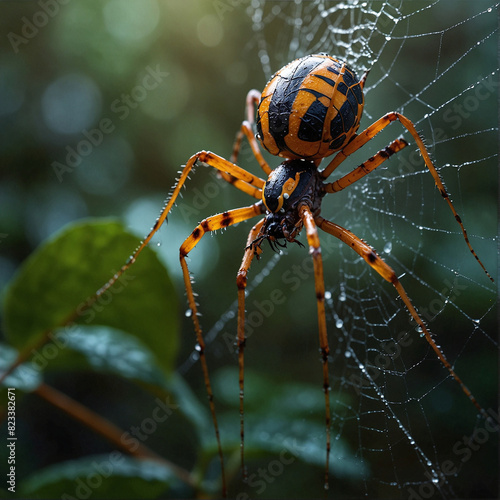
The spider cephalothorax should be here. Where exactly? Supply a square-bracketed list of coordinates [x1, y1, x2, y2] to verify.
[251, 159, 325, 252]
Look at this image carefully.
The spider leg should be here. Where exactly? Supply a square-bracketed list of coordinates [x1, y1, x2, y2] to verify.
[315, 215, 492, 423]
[180, 202, 265, 496]
[217, 90, 272, 193]
[324, 138, 408, 193]
[235, 218, 266, 481]
[320, 112, 492, 281]
[232, 90, 272, 168]
[215, 169, 264, 199]
[298, 204, 332, 491]
[93, 151, 265, 301]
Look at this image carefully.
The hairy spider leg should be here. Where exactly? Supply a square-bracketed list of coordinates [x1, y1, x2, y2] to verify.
[324, 138, 408, 193]
[315, 216, 493, 424]
[230, 118, 272, 176]
[94, 151, 265, 301]
[217, 90, 272, 194]
[85, 151, 265, 498]
[320, 112, 493, 281]
[235, 218, 266, 481]
[180, 203, 265, 496]
[298, 204, 332, 492]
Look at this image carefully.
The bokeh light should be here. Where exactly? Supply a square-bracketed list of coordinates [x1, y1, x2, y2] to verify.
[41, 73, 102, 135]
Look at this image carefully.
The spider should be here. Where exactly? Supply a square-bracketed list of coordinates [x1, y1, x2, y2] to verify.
[98, 53, 492, 495]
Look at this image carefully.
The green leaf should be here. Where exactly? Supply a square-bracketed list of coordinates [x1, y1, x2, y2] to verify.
[212, 366, 350, 415]
[58, 325, 168, 386]
[55, 325, 211, 439]
[164, 372, 212, 441]
[57, 325, 211, 438]
[3, 219, 179, 374]
[20, 454, 183, 499]
[0, 344, 42, 392]
[243, 417, 368, 479]
[212, 367, 364, 478]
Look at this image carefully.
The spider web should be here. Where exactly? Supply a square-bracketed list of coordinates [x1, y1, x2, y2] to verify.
[178, 1, 498, 498]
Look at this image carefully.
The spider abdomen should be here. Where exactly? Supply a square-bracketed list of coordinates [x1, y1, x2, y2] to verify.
[256, 53, 365, 161]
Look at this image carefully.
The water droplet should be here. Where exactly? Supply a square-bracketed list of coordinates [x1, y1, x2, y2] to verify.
[345, 350, 351, 358]
[432, 477, 439, 484]
[385, 35, 391, 41]
[383, 242, 392, 254]
[156, 242, 161, 247]
[194, 343, 202, 352]
[335, 319, 344, 329]
[185, 309, 193, 318]
[339, 291, 347, 302]
[325, 290, 332, 300]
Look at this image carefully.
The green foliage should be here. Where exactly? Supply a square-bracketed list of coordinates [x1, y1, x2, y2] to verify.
[0, 344, 42, 392]
[3, 219, 178, 374]
[213, 367, 365, 479]
[0, 219, 195, 497]
[0, 215, 364, 497]
[20, 455, 177, 500]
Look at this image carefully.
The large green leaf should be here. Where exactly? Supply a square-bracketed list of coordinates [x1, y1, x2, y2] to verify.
[56, 324, 211, 439]
[20, 454, 183, 499]
[0, 344, 42, 392]
[211, 367, 364, 478]
[3, 219, 179, 373]
[58, 325, 168, 386]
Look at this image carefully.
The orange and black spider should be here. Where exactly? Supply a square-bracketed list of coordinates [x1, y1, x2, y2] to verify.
[98, 53, 493, 495]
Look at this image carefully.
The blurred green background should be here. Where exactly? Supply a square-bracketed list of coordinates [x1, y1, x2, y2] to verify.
[0, 1, 497, 499]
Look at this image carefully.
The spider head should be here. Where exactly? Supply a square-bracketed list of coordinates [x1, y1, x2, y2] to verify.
[261, 158, 318, 214]
[250, 211, 304, 254]
[250, 159, 322, 254]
